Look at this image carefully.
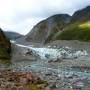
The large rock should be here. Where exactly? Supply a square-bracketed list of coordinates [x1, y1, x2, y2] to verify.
[0, 28, 11, 59]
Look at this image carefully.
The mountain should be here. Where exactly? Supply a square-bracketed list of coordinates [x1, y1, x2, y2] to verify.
[0, 28, 11, 59]
[24, 6, 90, 44]
[54, 6, 90, 42]
[71, 6, 90, 22]
[4, 31, 23, 40]
[25, 14, 71, 44]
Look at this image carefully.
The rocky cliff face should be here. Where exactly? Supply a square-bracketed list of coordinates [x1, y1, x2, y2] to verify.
[25, 14, 71, 44]
[0, 28, 11, 59]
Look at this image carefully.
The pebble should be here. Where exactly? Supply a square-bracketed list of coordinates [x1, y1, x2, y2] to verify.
[17, 86, 25, 90]
[76, 81, 84, 87]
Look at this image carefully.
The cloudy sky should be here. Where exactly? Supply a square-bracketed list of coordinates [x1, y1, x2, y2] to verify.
[0, 0, 90, 35]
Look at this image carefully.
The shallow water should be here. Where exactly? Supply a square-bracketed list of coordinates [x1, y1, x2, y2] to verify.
[10, 59, 90, 79]
[0, 54, 90, 80]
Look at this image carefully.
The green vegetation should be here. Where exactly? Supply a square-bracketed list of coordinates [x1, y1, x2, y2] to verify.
[55, 21, 90, 41]
[0, 29, 11, 59]
[25, 6, 90, 43]
[0, 59, 11, 65]
[0, 48, 10, 59]
[48, 7, 90, 42]
[26, 80, 47, 90]
[79, 21, 90, 28]
[37, 20, 47, 31]
[44, 15, 69, 43]
[26, 84, 38, 90]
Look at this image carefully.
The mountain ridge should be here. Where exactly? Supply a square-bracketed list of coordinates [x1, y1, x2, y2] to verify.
[20, 6, 90, 44]
[55, 6, 90, 41]
[4, 31, 23, 40]
[25, 14, 71, 43]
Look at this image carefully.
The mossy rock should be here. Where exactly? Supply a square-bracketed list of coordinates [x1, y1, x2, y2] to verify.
[0, 28, 11, 60]
[26, 84, 40, 90]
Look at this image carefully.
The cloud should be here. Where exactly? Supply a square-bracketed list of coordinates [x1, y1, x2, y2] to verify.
[0, 0, 90, 35]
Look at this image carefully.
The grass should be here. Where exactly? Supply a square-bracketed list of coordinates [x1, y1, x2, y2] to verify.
[0, 47, 11, 59]
[26, 84, 38, 90]
[79, 21, 90, 28]
[0, 59, 11, 65]
[55, 21, 90, 41]
[26, 82, 47, 90]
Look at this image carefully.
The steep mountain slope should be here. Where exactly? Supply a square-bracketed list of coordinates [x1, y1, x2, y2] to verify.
[25, 14, 71, 43]
[0, 28, 11, 59]
[54, 6, 90, 41]
[24, 6, 90, 44]
[4, 31, 23, 40]
[71, 6, 90, 23]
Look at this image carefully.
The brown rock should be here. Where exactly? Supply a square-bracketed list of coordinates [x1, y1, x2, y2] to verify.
[11, 86, 17, 90]
[17, 86, 25, 90]
[26, 72, 34, 83]
[5, 83, 12, 90]
[20, 77, 27, 85]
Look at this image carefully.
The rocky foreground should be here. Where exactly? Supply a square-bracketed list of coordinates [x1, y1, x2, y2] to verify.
[1, 67, 90, 90]
[0, 69, 48, 90]
[9, 41, 90, 90]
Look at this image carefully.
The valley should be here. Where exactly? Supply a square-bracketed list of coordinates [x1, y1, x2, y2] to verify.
[10, 40, 90, 90]
[0, 6, 90, 90]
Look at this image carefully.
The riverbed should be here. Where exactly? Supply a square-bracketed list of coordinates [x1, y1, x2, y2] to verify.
[1, 41, 90, 90]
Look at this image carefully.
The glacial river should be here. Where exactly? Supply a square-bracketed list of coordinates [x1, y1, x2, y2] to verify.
[10, 43, 90, 79]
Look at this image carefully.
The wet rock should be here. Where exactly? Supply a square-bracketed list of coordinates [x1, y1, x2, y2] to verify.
[45, 72, 52, 76]
[48, 58, 62, 63]
[45, 86, 51, 90]
[73, 81, 84, 90]
[37, 83, 47, 89]
[11, 86, 17, 90]
[17, 86, 25, 90]
[26, 49, 33, 55]
[49, 83, 57, 89]
[45, 54, 50, 59]
[76, 81, 84, 87]
[20, 78, 27, 85]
